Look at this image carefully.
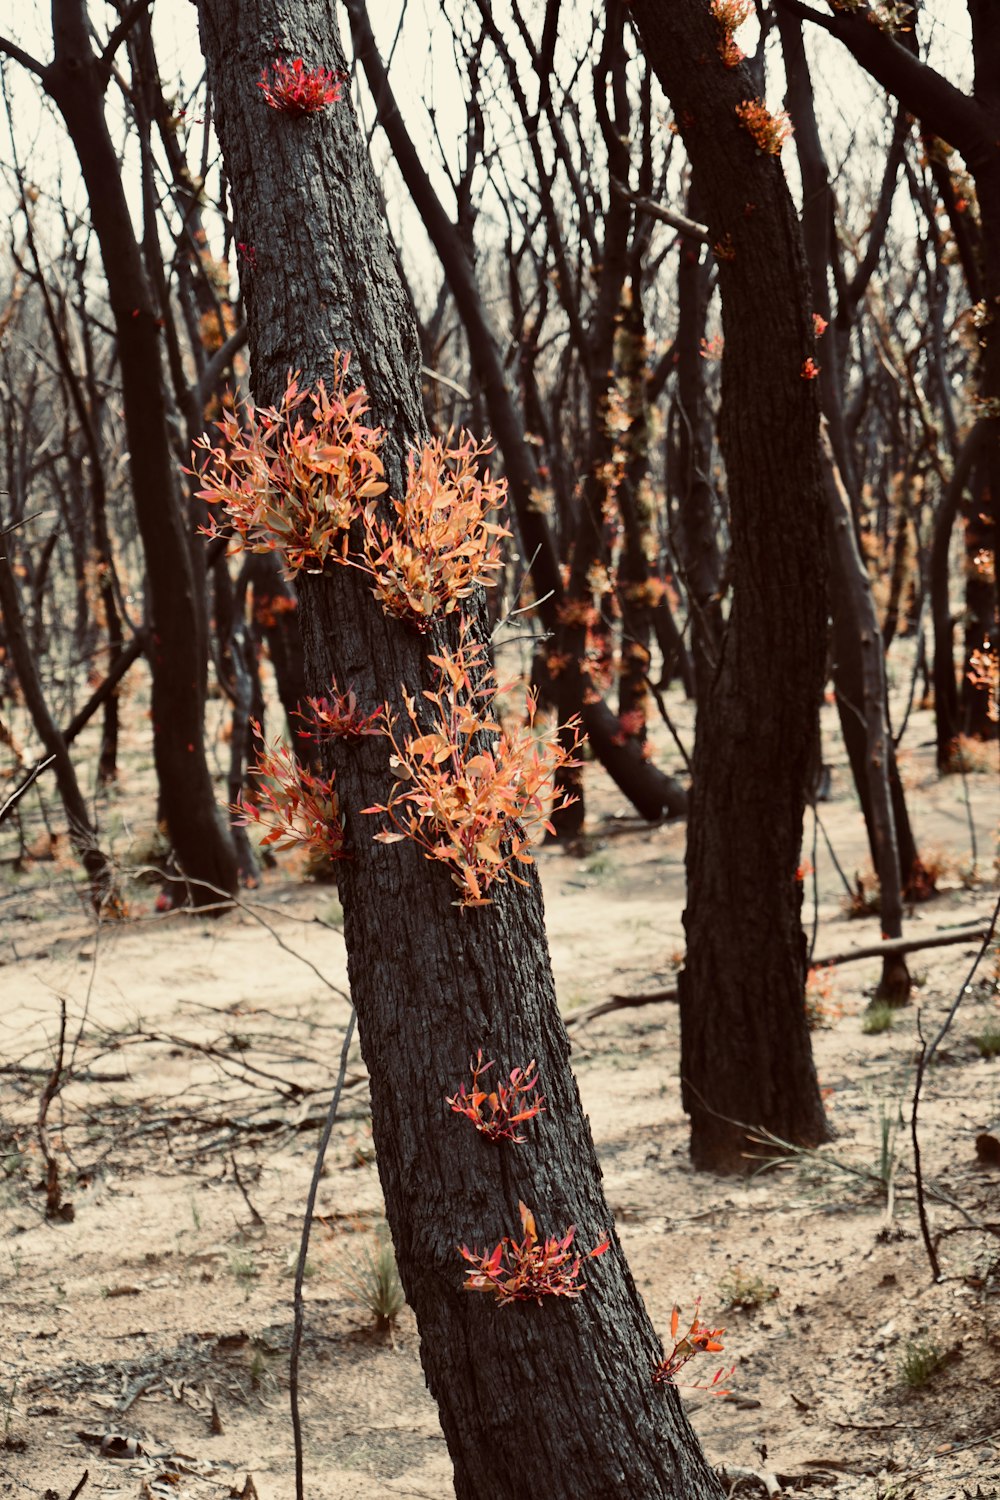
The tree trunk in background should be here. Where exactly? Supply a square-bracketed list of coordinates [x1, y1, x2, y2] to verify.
[776, 10, 922, 893]
[195, 0, 724, 1493]
[0, 535, 119, 911]
[822, 432, 909, 1002]
[630, 0, 830, 1172]
[41, 0, 238, 907]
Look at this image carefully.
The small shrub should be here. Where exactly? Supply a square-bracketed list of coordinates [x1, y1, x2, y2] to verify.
[899, 1338, 946, 1389]
[972, 1023, 1000, 1060]
[804, 966, 842, 1030]
[863, 1002, 895, 1036]
[333, 1222, 405, 1332]
[718, 1267, 778, 1311]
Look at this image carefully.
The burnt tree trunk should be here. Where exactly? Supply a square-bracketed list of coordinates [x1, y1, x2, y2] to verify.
[630, 0, 830, 1171]
[822, 431, 909, 1002]
[34, 0, 238, 906]
[195, 0, 724, 1494]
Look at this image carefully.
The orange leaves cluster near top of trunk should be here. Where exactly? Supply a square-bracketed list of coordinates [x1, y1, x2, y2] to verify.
[257, 57, 345, 115]
[735, 98, 793, 155]
[446, 1049, 545, 1143]
[652, 1301, 732, 1393]
[709, 0, 753, 68]
[194, 362, 387, 573]
[360, 436, 510, 630]
[194, 368, 510, 628]
[232, 721, 346, 862]
[459, 1201, 610, 1306]
[362, 628, 582, 906]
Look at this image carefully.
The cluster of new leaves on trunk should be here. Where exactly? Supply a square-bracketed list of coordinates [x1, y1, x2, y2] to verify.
[709, 0, 753, 68]
[735, 98, 793, 155]
[460, 1200, 610, 1306]
[360, 436, 510, 630]
[446, 1049, 545, 1143]
[362, 629, 582, 906]
[194, 371, 509, 630]
[233, 722, 346, 861]
[257, 57, 344, 115]
[296, 680, 384, 741]
[652, 1301, 731, 1393]
[194, 364, 387, 572]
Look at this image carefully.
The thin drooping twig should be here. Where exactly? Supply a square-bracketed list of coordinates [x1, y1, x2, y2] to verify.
[229, 1151, 265, 1226]
[814, 805, 855, 900]
[291, 1006, 357, 1500]
[0, 754, 56, 823]
[128, 865, 351, 1002]
[911, 1015, 938, 1281]
[910, 889, 1000, 1282]
[38, 997, 68, 1219]
[807, 804, 820, 965]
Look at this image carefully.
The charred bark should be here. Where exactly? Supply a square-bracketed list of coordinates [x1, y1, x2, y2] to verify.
[195, 0, 723, 1493]
[630, 0, 830, 1172]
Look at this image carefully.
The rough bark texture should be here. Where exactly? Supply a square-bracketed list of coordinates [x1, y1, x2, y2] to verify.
[37, 0, 238, 905]
[195, 1, 724, 1494]
[630, 0, 830, 1171]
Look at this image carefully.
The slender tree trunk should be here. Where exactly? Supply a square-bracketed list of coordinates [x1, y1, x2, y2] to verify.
[0, 536, 118, 911]
[195, 1, 724, 1493]
[821, 431, 909, 1001]
[630, 0, 830, 1172]
[39, 0, 238, 906]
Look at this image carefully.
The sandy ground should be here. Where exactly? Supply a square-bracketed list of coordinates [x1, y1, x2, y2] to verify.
[1, 695, 998, 1500]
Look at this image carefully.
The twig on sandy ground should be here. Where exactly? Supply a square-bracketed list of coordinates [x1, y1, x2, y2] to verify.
[37, 996, 70, 1220]
[911, 887, 1000, 1282]
[568, 917, 997, 1029]
[229, 1150, 265, 1226]
[291, 1006, 357, 1500]
[126, 865, 351, 1003]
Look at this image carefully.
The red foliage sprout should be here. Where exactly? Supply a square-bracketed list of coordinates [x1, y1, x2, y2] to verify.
[446, 1049, 545, 1143]
[193, 362, 387, 573]
[652, 1300, 732, 1393]
[359, 435, 511, 630]
[296, 679, 384, 742]
[460, 1201, 610, 1306]
[362, 626, 582, 906]
[257, 57, 344, 115]
[735, 97, 793, 155]
[232, 722, 347, 863]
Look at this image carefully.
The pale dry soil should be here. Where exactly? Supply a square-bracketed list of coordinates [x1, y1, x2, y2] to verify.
[1, 700, 998, 1500]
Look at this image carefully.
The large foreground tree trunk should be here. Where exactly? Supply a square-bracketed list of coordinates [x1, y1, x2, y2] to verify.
[630, 0, 830, 1171]
[195, 1, 724, 1494]
[7, 0, 240, 907]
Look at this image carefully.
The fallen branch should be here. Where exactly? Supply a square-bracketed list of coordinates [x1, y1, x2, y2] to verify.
[566, 988, 678, 1029]
[812, 921, 992, 969]
[570, 921, 995, 1026]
